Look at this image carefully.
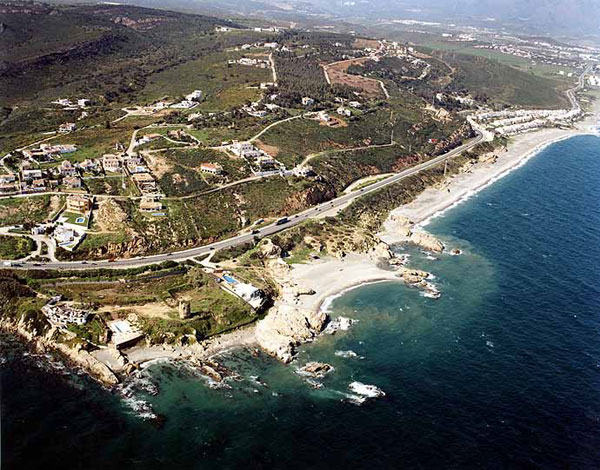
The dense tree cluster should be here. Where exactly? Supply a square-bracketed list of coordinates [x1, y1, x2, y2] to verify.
[274, 52, 356, 107]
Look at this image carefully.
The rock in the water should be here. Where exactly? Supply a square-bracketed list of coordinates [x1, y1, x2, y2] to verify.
[409, 231, 445, 253]
[298, 361, 333, 378]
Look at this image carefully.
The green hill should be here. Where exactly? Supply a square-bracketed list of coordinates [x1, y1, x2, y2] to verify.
[0, 2, 246, 105]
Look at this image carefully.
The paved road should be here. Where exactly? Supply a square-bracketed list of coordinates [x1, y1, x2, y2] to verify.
[5, 131, 483, 270]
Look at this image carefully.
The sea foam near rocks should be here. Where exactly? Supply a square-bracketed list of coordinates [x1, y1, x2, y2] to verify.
[323, 316, 358, 335]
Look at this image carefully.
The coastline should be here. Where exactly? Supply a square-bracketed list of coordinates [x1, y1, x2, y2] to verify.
[284, 103, 600, 317]
[19, 104, 599, 378]
[382, 128, 597, 239]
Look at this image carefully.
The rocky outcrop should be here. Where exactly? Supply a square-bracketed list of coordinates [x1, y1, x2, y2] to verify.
[283, 185, 335, 213]
[255, 304, 327, 363]
[397, 267, 430, 284]
[409, 231, 445, 253]
[368, 241, 392, 261]
[258, 238, 282, 259]
[388, 214, 414, 238]
[299, 361, 333, 378]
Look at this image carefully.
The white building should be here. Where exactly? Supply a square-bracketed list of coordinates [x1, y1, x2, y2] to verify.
[200, 162, 224, 175]
[302, 97, 315, 106]
[186, 90, 203, 101]
[42, 302, 89, 326]
[170, 100, 196, 109]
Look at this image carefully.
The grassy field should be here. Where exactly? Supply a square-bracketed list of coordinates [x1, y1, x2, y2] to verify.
[0, 235, 35, 259]
[419, 40, 576, 82]
[432, 50, 570, 109]
[50, 116, 161, 162]
[161, 147, 251, 182]
[139, 49, 271, 110]
[258, 109, 394, 166]
[84, 176, 138, 196]
[0, 195, 63, 226]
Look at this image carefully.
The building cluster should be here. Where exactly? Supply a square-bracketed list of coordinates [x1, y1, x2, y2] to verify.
[229, 140, 284, 174]
[23, 144, 77, 162]
[42, 297, 90, 326]
[52, 98, 90, 109]
[587, 75, 600, 87]
[228, 57, 271, 68]
[233, 41, 279, 52]
[4, 143, 122, 194]
[474, 107, 582, 136]
[101, 153, 157, 194]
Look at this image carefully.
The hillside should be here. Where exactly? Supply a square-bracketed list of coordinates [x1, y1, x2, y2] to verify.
[434, 51, 570, 109]
[0, 2, 246, 105]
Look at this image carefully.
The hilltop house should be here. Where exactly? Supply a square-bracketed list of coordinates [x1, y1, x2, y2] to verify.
[66, 194, 92, 213]
[231, 141, 261, 158]
[302, 97, 315, 106]
[186, 90, 203, 101]
[63, 176, 82, 189]
[60, 160, 78, 176]
[200, 163, 224, 175]
[139, 196, 164, 212]
[22, 169, 43, 180]
[59, 122, 77, 133]
[102, 154, 121, 173]
[132, 172, 157, 193]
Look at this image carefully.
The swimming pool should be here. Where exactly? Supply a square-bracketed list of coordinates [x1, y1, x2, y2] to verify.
[223, 274, 238, 284]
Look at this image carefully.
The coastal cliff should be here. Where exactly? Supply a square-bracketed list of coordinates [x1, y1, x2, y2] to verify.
[0, 316, 119, 386]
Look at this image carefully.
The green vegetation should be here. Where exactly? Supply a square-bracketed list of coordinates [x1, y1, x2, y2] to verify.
[140, 49, 271, 109]
[340, 140, 501, 230]
[0, 195, 62, 226]
[435, 51, 569, 109]
[0, 263, 260, 346]
[0, 3, 243, 105]
[84, 176, 137, 196]
[258, 108, 393, 166]
[0, 235, 35, 259]
[157, 147, 250, 196]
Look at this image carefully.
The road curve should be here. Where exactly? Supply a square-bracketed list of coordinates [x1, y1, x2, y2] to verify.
[5, 130, 483, 271]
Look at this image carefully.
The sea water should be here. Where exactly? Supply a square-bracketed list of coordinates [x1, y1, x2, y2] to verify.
[3, 135, 600, 468]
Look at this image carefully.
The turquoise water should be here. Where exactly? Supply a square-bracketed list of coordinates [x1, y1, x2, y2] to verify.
[3, 135, 600, 468]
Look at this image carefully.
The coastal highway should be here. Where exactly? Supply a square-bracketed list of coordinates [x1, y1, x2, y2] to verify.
[5, 131, 484, 270]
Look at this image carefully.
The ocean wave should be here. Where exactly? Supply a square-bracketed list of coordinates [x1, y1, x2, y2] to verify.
[335, 350, 358, 358]
[323, 316, 358, 335]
